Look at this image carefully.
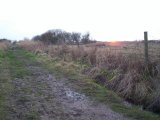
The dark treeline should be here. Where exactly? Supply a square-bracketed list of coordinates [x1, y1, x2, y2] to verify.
[32, 29, 96, 45]
[0, 38, 11, 43]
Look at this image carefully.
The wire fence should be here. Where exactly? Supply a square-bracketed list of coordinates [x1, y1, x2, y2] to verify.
[98, 37, 160, 63]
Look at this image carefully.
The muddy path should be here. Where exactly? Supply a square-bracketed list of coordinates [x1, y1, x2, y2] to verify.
[6, 48, 134, 120]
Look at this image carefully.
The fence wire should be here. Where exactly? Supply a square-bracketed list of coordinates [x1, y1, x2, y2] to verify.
[98, 41, 160, 62]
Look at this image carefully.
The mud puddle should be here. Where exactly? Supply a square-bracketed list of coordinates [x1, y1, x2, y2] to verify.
[65, 89, 85, 100]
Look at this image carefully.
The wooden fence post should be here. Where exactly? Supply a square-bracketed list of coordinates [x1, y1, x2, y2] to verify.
[144, 31, 149, 65]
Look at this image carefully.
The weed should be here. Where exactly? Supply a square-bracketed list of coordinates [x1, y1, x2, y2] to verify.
[27, 112, 40, 120]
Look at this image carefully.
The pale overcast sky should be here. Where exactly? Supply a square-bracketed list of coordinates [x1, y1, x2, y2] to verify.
[0, 0, 160, 41]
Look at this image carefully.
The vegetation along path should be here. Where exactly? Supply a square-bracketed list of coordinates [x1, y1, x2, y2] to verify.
[0, 48, 139, 120]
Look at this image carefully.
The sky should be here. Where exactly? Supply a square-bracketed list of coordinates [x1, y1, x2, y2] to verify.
[0, 0, 160, 41]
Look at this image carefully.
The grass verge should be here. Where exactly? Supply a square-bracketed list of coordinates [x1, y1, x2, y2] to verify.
[0, 49, 13, 120]
[0, 48, 39, 120]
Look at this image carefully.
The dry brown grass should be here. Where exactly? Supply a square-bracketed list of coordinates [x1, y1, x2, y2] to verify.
[0, 42, 10, 50]
[18, 40, 160, 108]
[112, 70, 151, 103]
[17, 40, 46, 53]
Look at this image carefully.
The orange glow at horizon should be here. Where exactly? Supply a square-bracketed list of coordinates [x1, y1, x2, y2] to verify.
[108, 41, 122, 46]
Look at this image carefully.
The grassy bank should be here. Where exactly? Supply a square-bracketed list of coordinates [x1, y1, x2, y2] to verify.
[16, 40, 160, 119]
[32, 51, 160, 120]
[17, 41, 160, 112]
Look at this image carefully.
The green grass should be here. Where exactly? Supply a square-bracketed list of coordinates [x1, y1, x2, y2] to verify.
[0, 50, 5, 64]
[0, 49, 13, 120]
[111, 103, 160, 120]
[27, 111, 40, 120]
[6, 49, 33, 78]
[0, 48, 39, 120]
[35, 53, 160, 120]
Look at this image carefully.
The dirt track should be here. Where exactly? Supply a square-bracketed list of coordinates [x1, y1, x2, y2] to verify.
[6, 49, 134, 120]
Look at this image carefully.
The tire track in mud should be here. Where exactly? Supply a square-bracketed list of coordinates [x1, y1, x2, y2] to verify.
[7, 49, 134, 120]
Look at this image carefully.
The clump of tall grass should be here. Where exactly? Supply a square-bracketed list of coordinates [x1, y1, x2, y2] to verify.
[18, 40, 46, 54]
[0, 42, 10, 50]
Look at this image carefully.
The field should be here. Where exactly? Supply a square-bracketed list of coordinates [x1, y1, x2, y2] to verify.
[0, 40, 160, 120]
[18, 41, 160, 110]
